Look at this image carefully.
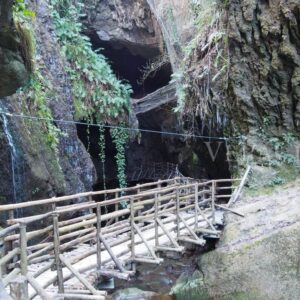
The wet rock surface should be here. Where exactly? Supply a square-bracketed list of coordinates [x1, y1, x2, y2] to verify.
[226, 0, 300, 168]
[84, 0, 163, 57]
[0, 0, 28, 96]
[0, 0, 95, 210]
[110, 248, 210, 297]
[111, 288, 157, 300]
[172, 180, 300, 299]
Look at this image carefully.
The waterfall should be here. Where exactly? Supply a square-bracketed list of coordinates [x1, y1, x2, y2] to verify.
[0, 105, 23, 217]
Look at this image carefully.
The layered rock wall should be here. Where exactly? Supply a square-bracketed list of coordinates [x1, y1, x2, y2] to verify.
[0, 0, 28, 96]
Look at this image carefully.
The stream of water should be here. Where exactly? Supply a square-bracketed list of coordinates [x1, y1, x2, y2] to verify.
[0, 104, 23, 217]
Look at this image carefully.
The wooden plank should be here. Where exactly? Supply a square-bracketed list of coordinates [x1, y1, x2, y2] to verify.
[2, 267, 20, 287]
[178, 237, 206, 246]
[27, 273, 52, 300]
[227, 165, 251, 207]
[0, 247, 19, 266]
[155, 246, 184, 253]
[215, 204, 245, 217]
[133, 82, 177, 115]
[59, 255, 100, 296]
[131, 257, 163, 264]
[196, 205, 216, 231]
[132, 223, 160, 262]
[53, 213, 64, 294]
[178, 214, 201, 242]
[54, 294, 105, 300]
[99, 233, 126, 273]
[96, 269, 131, 280]
[195, 228, 221, 235]
[156, 218, 181, 249]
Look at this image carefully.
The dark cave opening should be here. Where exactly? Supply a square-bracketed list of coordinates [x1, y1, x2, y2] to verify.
[127, 105, 231, 183]
[76, 122, 119, 190]
[88, 31, 173, 99]
[76, 33, 231, 191]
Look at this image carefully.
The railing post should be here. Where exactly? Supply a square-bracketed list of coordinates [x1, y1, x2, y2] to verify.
[115, 192, 119, 222]
[211, 181, 216, 225]
[176, 188, 180, 238]
[19, 222, 29, 300]
[130, 197, 135, 262]
[96, 203, 102, 271]
[52, 212, 64, 293]
[194, 183, 199, 230]
[154, 192, 159, 247]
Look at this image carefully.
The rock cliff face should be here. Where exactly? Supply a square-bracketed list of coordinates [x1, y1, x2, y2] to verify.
[172, 180, 300, 299]
[0, 0, 95, 209]
[0, 0, 29, 96]
[227, 0, 300, 171]
[0, 0, 299, 205]
[84, 0, 163, 57]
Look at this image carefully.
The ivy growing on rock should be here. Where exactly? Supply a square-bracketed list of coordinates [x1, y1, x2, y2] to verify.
[111, 125, 129, 207]
[49, 0, 132, 121]
[50, 0, 132, 189]
[13, 5, 62, 152]
[98, 127, 107, 192]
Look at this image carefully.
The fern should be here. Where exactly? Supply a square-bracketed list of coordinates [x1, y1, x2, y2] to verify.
[50, 0, 132, 122]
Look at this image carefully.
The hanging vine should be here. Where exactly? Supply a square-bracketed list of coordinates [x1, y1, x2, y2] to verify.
[98, 126, 107, 192]
[111, 125, 129, 207]
[86, 122, 91, 153]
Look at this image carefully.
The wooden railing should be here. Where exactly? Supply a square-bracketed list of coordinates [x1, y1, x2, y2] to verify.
[0, 170, 250, 300]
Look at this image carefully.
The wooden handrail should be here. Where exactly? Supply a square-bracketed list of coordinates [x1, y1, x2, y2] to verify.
[0, 177, 241, 212]
[0, 177, 180, 212]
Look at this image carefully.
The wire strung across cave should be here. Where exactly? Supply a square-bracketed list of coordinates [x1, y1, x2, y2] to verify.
[127, 162, 184, 182]
[0, 111, 243, 141]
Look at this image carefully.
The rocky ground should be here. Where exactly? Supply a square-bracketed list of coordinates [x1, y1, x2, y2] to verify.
[172, 179, 300, 299]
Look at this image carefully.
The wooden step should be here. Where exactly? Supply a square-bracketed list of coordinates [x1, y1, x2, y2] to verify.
[155, 246, 185, 253]
[130, 257, 163, 265]
[96, 269, 134, 280]
[177, 237, 206, 246]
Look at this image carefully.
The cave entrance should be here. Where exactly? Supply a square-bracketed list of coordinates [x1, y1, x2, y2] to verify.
[126, 105, 231, 185]
[76, 122, 119, 190]
[88, 31, 172, 99]
[77, 31, 231, 191]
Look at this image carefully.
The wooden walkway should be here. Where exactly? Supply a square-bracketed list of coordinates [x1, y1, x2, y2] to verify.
[0, 168, 250, 300]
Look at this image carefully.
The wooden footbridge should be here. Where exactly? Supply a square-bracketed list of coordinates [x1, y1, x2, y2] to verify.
[0, 168, 250, 300]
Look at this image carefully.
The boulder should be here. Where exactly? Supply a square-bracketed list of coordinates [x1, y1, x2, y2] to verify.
[171, 180, 300, 299]
[0, 0, 28, 96]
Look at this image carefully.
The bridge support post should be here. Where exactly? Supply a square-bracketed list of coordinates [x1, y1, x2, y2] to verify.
[154, 193, 159, 247]
[52, 212, 64, 293]
[212, 181, 216, 225]
[19, 222, 29, 300]
[130, 197, 135, 263]
[194, 183, 199, 230]
[176, 188, 180, 238]
[115, 192, 119, 223]
[96, 204, 102, 271]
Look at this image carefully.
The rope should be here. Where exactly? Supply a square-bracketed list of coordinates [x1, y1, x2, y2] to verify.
[0, 111, 242, 141]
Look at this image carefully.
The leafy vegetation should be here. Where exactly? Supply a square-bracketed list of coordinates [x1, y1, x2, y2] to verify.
[49, 0, 132, 189]
[49, 0, 132, 121]
[13, 0, 35, 18]
[165, 0, 228, 128]
[98, 126, 107, 191]
[111, 125, 129, 206]
[13, 4, 62, 151]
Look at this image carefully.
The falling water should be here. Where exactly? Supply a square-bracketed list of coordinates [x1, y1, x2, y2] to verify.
[0, 106, 23, 217]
